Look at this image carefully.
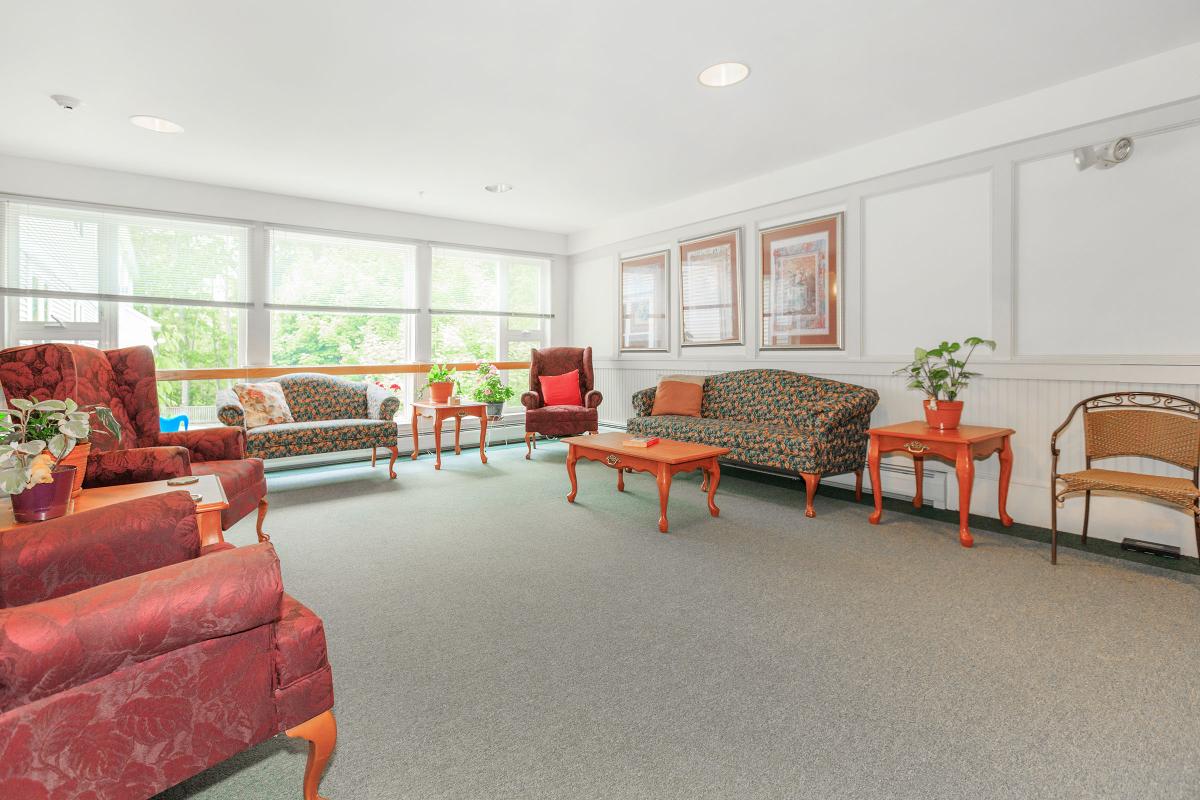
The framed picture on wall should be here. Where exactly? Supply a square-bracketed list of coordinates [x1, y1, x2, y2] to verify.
[679, 229, 741, 346]
[759, 213, 842, 349]
[619, 250, 670, 351]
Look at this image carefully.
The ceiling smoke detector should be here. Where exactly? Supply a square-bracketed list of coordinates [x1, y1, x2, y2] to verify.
[50, 94, 83, 110]
[1073, 136, 1134, 171]
[485, 183, 513, 193]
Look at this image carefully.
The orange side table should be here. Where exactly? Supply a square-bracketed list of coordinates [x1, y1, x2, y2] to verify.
[410, 401, 489, 470]
[867, 420, 1014, 547]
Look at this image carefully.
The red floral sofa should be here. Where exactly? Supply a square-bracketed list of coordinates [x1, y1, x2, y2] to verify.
[0, 492, 335, 800]
[0, 343, 269, 538]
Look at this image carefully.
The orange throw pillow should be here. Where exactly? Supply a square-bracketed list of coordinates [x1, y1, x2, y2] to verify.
[651, 374, 704, 417]
[540, 370, 583, 406]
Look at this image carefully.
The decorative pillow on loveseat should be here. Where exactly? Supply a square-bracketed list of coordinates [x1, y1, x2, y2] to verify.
[651, 374, 705, 417]
[234, 381, 295, 428]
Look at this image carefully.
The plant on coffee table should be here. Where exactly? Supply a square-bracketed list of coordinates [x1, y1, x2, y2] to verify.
[0, 398, 120, 520]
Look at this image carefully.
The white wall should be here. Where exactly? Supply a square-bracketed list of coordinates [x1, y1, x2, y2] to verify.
[568, 97, 1200, 557]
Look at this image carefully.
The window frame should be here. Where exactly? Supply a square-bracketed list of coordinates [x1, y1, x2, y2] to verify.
[1, 197, 252, 361]
[0, 197, 557, 417]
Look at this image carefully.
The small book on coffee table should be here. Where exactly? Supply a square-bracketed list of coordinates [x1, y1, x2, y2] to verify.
[623, 436, 660, 448]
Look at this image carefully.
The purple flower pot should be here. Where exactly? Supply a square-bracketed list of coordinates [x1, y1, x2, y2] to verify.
[10, 466, 77, 522]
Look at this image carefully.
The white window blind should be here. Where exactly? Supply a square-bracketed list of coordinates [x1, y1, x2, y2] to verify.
[2, 202, 251, 308]
[268, 228, 417, 312]
[430, 247, 550, 318]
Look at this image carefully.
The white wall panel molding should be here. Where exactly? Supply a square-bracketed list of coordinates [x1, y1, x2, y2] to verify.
[861, 171, 993, 357]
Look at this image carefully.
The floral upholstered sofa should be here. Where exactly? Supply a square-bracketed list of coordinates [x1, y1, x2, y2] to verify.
[627, 369, 879, 517]
[217, 373, 402, 477]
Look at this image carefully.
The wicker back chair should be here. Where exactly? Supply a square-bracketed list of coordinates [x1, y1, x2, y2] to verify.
[1050, 392, 1200, 564]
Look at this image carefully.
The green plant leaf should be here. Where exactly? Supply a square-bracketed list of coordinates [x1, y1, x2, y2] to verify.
[0, 466, 27, 495]
[10, 399, 33, 412]
[94, 407, 121, 442]
[47, 433, 73, 459]
[33, 400, 67, 412]
[58, 420, 88, 440]
[15, 440, 45, 455]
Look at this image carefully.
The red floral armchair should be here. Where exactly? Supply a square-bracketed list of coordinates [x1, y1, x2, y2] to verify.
[0, 492, 336, 800]
[521, 346, 602, 458]
[0, 343, 269, 539]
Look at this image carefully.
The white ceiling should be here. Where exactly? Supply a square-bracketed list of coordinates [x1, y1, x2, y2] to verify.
[3, 1, 1200, 235]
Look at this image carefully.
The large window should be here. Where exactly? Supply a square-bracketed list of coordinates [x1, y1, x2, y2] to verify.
[619, 250, 669, 351]
[268, 229, 416, 366]
[431, 247, 550, 406]
[1, 200, 554, 419]
[2, 202, 249, 413]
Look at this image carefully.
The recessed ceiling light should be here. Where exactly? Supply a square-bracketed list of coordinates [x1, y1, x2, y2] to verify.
[698, 62, 750, 88]
[485, 183, 513, 193]
[130, 115, 184, 134]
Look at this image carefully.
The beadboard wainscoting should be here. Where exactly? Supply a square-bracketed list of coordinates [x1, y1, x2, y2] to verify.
[593, 364, 1200, 557]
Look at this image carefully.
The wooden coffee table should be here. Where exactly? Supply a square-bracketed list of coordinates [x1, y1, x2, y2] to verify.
[410, 401, 489, 470]
[0, 474, 230, 548]
[563, 432, 730, 533]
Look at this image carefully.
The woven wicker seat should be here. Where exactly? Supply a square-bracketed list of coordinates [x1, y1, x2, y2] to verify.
[1057, 469, 1200, 508]
[1050, 393, 1200, 564]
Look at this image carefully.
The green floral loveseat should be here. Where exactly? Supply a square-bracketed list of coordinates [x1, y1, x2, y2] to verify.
[627, 369, 879, 517]
[217, 373, 401, 476]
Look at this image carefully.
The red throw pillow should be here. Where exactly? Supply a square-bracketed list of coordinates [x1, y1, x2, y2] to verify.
[540, 370, 583, 406]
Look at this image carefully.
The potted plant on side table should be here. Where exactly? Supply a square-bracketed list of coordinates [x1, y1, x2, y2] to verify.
[422, 363, 457, 404]
[895, 336, 995, 429]
[0, 398, 118, 521]
[469, 362, 515, 417]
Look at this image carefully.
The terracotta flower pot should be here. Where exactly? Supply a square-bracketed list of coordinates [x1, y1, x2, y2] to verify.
[10, 466, 77, 522]
[429, 381, 455, 403]
[51, 441, 90, 498]
[923, 399, 964, 430]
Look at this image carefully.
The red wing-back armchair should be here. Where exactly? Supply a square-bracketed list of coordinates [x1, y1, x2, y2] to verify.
[521, 346, 602, 459]
[0, 492, 336, 800]
[0, 343, 269, 539]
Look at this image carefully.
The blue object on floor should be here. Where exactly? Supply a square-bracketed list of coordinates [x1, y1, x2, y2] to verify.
[160, 414, 190, 432]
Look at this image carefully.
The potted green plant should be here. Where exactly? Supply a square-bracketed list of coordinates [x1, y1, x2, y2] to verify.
[422, 363, 457, 404]
[895, 337, 995, 429]
[469, 362, 515, 417]
[0, 398, 118, 521]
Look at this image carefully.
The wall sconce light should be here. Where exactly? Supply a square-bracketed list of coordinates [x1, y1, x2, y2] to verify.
[1073, 136, 1134, 171]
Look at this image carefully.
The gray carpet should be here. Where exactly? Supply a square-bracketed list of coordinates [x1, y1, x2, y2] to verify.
[156, 441, 1200, 799]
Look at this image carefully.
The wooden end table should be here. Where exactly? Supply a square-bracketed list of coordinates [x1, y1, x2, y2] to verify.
[868, 421, 1014, 548]
[562, 432, 730, 533]
[410, 401, 489, 470]
[0, 474, 231, 549]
